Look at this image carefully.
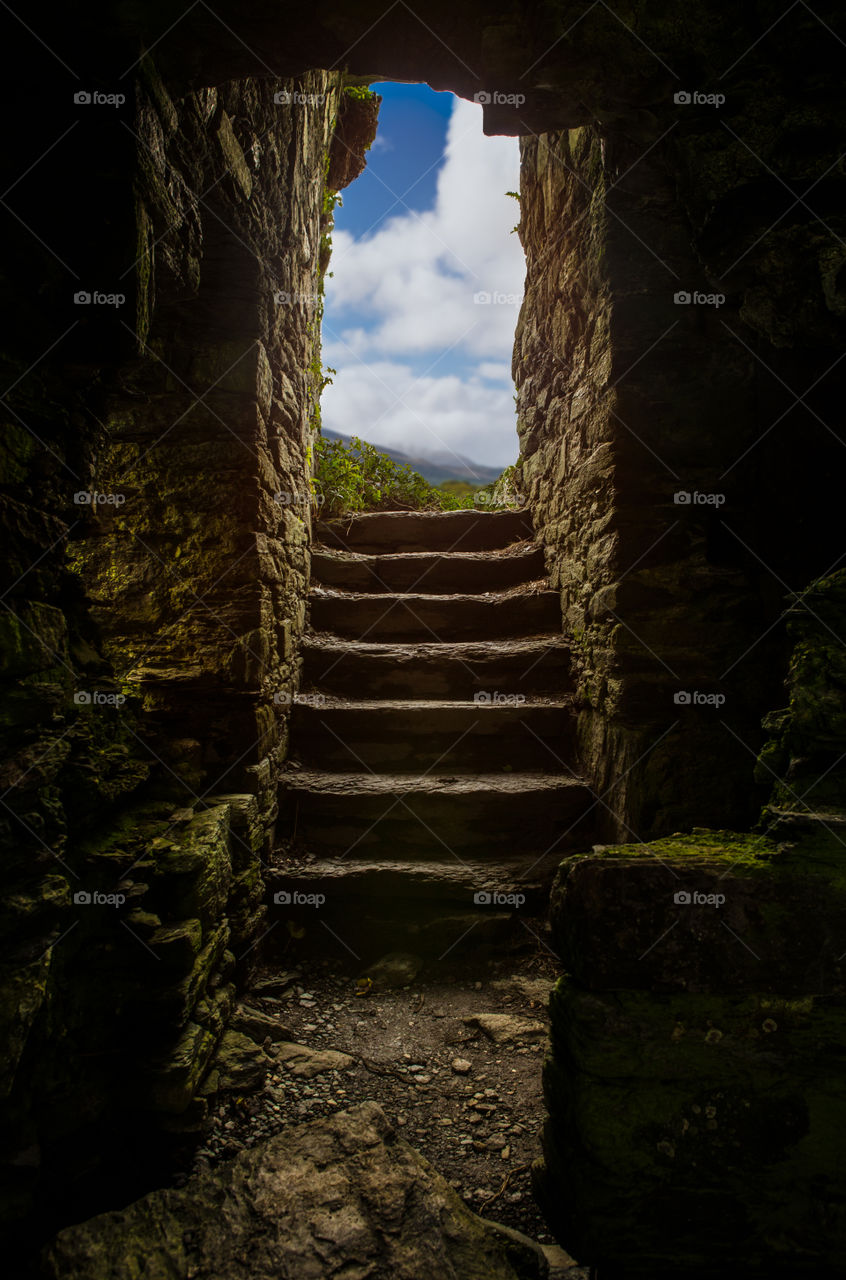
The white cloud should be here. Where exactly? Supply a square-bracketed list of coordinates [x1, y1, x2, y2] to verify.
[475, 360, 514, 383]
[320, 359, 519, 470]
[321, 97, 523, 467]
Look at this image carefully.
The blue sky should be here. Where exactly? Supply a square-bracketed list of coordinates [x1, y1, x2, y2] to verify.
[321, 83, 525, 471]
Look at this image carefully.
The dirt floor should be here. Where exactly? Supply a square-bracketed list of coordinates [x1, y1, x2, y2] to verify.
[182, 938, 589, 1276]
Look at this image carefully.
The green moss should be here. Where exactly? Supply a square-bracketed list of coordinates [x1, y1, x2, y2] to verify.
[583, 828, 781, 870]
[757, 570, 846, 812]
[0, 418, 37, 485]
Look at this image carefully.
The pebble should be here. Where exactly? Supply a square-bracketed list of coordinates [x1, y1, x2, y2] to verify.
[177, 961, 554, 1245]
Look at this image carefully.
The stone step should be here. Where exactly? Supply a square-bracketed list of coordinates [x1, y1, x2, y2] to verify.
[268, 852, 568, 913]
[310, 544, 545, 595]
[290, 697, 575, 773]
[308, 588, 562, 642]
[300, 637, 574, 700]
[265, 855, 568, 956]
[278, 770, 594, 855]
[315, 508, 533, 554]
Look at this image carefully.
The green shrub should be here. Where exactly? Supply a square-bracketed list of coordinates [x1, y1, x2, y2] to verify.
[311, 434, 519, 516]
[343, 85, 380, 102]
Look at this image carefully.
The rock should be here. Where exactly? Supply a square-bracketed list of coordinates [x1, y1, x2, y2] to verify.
[485, 1220, 550, 1278]
[251, 973, 298, 996]
[45, 1103, 537, 1280]
[362, 951, 424, 988]
[463, 1014, 547, 1044]
[210, 1030, 268, 1092]
[274, 1041, 354, 1078]
[540, 1243, 581, 1275]
[452, 1057, 472, 1074]
[492, 977, 552, 1007]
[231, 1002, 291, 1043]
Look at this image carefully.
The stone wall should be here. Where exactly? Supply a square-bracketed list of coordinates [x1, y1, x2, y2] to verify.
[515, 79, 846, 838]
[0, 44, 375, 1243]
[534, 580, 846, 1274]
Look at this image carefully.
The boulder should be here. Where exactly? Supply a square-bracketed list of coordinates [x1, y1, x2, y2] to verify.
[45, 1103, 544, 1280]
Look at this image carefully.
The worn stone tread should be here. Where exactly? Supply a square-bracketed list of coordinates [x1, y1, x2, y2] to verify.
[300, 635, 573, 699]
[311, 545, 545, 594]
[291, 699, 575, 773]
[303, 635, 569, 660]
[316, 508, 533, 553]
[308, 587, 561, 641]
[269, 853, 568, 892]
[291, 695, 572, 709]
[281, 770, 588, 796]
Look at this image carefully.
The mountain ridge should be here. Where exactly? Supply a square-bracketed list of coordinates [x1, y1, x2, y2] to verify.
[321, 428, 504, 487]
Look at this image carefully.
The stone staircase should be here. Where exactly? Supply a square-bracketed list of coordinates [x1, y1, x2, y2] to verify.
[272, 509, 595, 957]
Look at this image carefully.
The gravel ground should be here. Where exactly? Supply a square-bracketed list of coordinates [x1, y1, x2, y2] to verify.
[178, 944, 589, 1276]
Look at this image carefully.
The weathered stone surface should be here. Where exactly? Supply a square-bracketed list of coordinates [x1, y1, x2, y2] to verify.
[279, 770, 593, 856]
[231, 1002, 291, 1044]
[464, 1014, 547, 1044]
[311, 545, 546, 595]
[208, 1029, 269, 1092]
[535, 978, 846, 1276]
[274, 1041, 355, 1078]
[316, 509, 533, 553]
[268, 854, 565, 908]
[550, 829, 846, 994]
[301, 636, 574, 701]
[362, 952, 424, 988]
[291, 696, 575, 774]
[45, 1103, 540, 1280]
[514, 24, 846, 840]
[149, 1019, 220, 1114]
[326, 88, 382, 190]
[309, 586, 562, 642]
[0, 49, 377, 1233]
